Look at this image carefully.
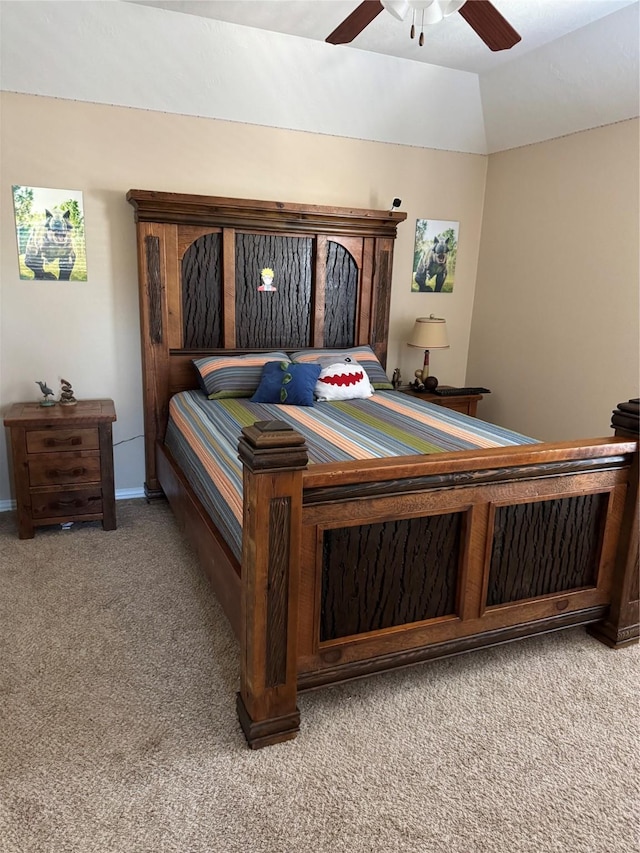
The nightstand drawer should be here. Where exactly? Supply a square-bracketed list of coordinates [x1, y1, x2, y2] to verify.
[432, 399, 471, 414]
[26, 428, 99, 453]
[397, 386, 483, 417]
[30, 487, 103, 520]
[27, 452, 101, 486]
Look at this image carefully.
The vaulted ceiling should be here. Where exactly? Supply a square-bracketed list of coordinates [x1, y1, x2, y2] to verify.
[129, 0, 638, 74]
[2, 1, 639, 153]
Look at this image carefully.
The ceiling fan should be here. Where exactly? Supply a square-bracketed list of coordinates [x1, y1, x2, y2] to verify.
[326, 0, 521, 52]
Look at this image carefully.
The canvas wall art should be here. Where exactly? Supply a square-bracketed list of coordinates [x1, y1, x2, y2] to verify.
[412, 219, 459, 293]
[12, 185, 87, 281]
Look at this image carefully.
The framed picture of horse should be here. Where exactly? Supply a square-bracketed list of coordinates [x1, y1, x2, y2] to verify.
[12, 185, 87, 282]
[412, 218, 459, 293]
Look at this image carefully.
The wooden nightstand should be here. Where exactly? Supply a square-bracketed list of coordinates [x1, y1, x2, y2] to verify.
[4, 399, 117, 539]
[398, 386, 483, 417]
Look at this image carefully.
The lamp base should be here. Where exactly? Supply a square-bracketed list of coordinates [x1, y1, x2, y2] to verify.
[421, 348, 431, 384]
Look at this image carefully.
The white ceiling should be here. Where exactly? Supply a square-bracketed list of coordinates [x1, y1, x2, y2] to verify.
[2, 1, 637, 153]
[128, 0, 638, 74]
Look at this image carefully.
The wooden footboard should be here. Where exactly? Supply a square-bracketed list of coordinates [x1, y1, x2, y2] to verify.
[237, 423, 639, 748]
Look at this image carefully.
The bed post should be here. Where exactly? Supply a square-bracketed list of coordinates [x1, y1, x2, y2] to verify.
[236, 420, 308, 748]
[588, 399, 639, 648]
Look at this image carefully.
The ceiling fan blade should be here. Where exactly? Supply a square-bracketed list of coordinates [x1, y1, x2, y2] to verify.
[326, 0, 384, 45]
[458, 0, 521, 51]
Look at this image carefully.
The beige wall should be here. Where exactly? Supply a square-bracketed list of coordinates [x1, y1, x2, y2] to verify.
[0, 92, 488, 503]
[468, 119, 639, 440]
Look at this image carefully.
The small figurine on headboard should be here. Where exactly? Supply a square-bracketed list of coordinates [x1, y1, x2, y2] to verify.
[258, 268, 276, 291]
[36, 380, 56, 406]
[59, 378, 77, 406]
[391, 367, 402, 390]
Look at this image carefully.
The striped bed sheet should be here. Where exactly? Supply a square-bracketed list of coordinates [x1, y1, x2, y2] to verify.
[165, 389, 538, 562]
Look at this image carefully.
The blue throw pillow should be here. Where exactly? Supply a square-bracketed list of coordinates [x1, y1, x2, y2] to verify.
[251, 361, 322, 406]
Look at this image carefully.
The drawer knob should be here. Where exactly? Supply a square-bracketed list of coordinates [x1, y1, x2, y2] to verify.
[48, 467, 85, 479]
[45, 436, 82, 447]
[53, 496, 100, 509]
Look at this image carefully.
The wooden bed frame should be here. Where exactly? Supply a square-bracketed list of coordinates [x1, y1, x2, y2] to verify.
[128, 189, 639, 748]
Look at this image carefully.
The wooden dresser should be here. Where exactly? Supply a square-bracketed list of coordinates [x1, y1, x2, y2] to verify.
[4, 399, 117, 539]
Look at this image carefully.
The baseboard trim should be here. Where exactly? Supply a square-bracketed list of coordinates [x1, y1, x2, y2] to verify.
[0, 487, 147, 513]
[115, 487, 147, 501]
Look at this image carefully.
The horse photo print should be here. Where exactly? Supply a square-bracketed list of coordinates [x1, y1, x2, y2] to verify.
[412, 218, 459, 293]
[12, 186, 87, 281]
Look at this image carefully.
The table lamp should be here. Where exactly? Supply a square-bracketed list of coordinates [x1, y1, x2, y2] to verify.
[407, 315, 449, 388]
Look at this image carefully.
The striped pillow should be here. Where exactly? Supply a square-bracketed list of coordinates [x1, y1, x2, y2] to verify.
[291, 346, 393, 390]
[193, 352, 289, 399]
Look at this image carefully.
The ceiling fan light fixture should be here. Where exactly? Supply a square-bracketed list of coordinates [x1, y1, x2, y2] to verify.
[422, 5, 444, 25]
[409, 0, 443, 26]
[407, 0, 436, 8]
[327, 0, 520, 52]
[381, 0, 410, 21]
[439, 0, 466, 17]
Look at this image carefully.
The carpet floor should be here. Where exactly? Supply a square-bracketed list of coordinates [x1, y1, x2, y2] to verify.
[0, 499, 638, 853]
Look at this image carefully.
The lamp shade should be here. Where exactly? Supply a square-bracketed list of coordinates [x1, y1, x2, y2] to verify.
[408, 315, 449, 350]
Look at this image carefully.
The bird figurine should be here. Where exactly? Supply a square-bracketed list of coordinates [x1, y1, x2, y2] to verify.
[36, 380, 56, 406]
[59, 378, 77, 406]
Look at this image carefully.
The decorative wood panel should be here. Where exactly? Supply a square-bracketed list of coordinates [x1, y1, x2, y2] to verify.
[371, 242, 392, 360]
[630, 546, 640, 602]
[266, 497, 291, 688]
[145, 236, 163, 344]
[181, 233, 223, 349]
[487, 494, 605, 606]
[235, 234, 312, 349]
[321, 513, 462, 641]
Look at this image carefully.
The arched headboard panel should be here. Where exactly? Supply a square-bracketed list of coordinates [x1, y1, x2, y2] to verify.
[182, 232, 223, 349]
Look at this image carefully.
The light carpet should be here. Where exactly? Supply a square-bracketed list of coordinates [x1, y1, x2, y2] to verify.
[0, 499, 638, 853]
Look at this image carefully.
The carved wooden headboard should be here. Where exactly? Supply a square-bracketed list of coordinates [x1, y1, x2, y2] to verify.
[127, 189, 406, 495]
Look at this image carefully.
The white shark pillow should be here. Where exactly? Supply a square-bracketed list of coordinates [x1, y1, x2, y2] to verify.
[314, 361, 374, 401]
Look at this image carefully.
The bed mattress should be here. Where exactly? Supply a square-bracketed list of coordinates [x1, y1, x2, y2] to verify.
[165, 390, 537, 562]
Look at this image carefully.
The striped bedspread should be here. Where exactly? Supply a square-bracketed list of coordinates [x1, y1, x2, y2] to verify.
[165, 390, 537, 562]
